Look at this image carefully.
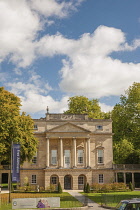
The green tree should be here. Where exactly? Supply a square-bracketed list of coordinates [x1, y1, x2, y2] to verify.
[113, 139, 134, 164]
[0, 87, 38, 164]
[112, 82, 140, 148]
[64, 96, 107, 119]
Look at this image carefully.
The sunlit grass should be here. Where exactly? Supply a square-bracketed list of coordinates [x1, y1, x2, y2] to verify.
[82, 191, 140, 207]
[0, 192, 83, 210]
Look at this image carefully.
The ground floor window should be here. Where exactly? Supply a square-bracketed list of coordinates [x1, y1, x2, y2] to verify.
[31, 175, 37, 184]
[78, 176, 84, 185]
[99, 174, 104, 183]
[51, 176, 58, 185]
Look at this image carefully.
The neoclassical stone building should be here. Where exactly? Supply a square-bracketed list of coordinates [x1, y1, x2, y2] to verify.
[20, 113, 114, 190]
[1, 112, 140, 189]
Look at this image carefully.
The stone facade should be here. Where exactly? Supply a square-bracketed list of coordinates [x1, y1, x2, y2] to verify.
[20, 113, 115, 190]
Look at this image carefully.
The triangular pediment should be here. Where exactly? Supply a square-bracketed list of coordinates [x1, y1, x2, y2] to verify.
[47, 122, 91, 133]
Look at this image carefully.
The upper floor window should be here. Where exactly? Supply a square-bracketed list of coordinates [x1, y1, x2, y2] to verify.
[77, 150, 84, 164]
[97, 149, 104, 164]
[96, 125, 103, 130]
[51, 150, 57, 165]
[99, 174, 104, 183]
[64, 150, 70, 168]
[32, 151, 37, 164]
[34, 124, 38, 130]
[31, 175, 37, 184]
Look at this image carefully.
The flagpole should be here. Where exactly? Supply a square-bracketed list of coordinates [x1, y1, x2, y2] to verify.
[9, 141, 13, 203]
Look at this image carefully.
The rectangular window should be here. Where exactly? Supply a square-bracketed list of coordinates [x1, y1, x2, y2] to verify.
[78, 150, 83, 164]
[99, 174, 104, 183]
[78, 176, 84, 185]
[51, 176, 57, 184]
[51, 150, 57, 165]
[97, 149, 103, 164]
[64, 150, 70, 168]
[32, 175, 37, 184]
[96, 125, 103, 130]
[32, 151, 37, 164]
[34, 124, 38, 130]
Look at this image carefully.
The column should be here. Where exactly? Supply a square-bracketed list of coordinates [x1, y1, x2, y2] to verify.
[87, 138, 91, 168]
[115, 173, 118, 182]
[73, 138, 77, 168]
[123, 173, 126, 184]
[132, 173, 135, 189]
[46, 138, 50, 168]
[85, 139, 88, 167]
[60, 138, 63, 168]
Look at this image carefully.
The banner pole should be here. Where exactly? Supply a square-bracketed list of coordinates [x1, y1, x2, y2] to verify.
[9, 141, 13, 203]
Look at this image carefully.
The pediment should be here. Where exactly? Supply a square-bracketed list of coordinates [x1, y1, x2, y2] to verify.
[47, 122, 91, 133]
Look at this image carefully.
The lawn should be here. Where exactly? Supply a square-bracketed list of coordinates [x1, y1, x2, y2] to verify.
[82, 191, 140, 208]
[0, 192, 83, 210]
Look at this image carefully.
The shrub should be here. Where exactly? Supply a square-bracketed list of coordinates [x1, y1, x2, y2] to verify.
[101, 184, 112, 192]
[58, 182, 62, 193]
[86, 183, 90, 193]
[91, 183, 102, 192]
[83, 183, 87, 193]
[40, 186, 45, 192]
[46, 184, 56, 193]
[129, 182, 134, 191]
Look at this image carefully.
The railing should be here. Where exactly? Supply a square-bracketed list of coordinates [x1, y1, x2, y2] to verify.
[113, 164, 140, 169]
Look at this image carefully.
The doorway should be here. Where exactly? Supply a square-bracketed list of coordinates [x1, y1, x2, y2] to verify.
[64, 175, 72, 189]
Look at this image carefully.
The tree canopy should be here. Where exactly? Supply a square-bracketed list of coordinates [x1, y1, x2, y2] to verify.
[64, 96, 109, 119]
[0, 87, 38, 164]
[112, 82, 140, 163]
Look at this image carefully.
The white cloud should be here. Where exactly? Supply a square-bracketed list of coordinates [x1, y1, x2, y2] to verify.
[99, 103, 114, 113]
[29, 0, 81, 18]
[8, 81, 68, 114]
[0, 0, 83, 67]
[36, 25, 140, 98]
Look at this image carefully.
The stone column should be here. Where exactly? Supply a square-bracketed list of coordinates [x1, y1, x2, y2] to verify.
[46, 138, 50, 168]
[73, 138, 77, 168]
[123, 173, 126, 184]
[87, 138, 91, 168]
[132, 173, 135, 189]
[115, 173, 118, 182]
[60, 138, 63, 168]
[85, 139, 88, 167]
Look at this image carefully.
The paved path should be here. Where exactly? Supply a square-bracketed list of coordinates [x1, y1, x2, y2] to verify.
[64, 190, 106, 210]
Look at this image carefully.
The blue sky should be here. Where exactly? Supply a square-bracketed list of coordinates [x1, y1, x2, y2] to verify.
[0, 0, 140, 119]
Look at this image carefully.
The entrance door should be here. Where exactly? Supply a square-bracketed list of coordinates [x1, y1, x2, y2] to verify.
[64, 175, 71, 189]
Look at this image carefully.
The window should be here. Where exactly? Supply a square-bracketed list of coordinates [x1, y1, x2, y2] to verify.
[32, 175, 37, 184]
[97, 149, 103, 164]
[51, 176, 57, 184]
[34, 124, 38, 130]
[32, 151, 37, 164]
[51, 150, 57, 165]
[78, 150, 84, 164]
[99, 174, 104, 183]
[96, 125, 103, 130]
[78, 176, 84, 185]
[64, 150, 70, 168]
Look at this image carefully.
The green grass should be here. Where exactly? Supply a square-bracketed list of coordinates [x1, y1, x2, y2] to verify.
[0, 192, 83, 210]
[82, 191, 140, 208]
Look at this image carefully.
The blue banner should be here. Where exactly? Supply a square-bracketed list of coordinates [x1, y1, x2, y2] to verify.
[12, 144, 20, 182]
